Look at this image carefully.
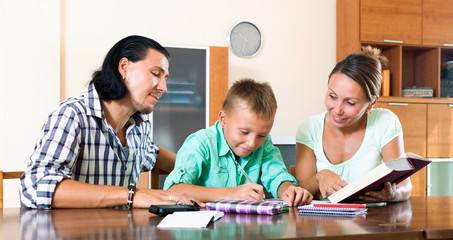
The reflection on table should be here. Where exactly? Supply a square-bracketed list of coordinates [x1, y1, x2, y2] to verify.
[3, 196, 453, 239]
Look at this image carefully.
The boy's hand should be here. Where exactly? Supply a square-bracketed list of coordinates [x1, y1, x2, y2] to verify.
[281, 185, 313, 207]
[229, 182, 265, 201]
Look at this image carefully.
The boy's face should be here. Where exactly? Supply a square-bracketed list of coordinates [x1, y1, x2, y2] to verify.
[219, 106, 274, 157]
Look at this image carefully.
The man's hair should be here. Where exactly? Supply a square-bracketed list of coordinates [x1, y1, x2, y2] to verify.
[90, 35, 170, 101]
[222, 78, 277, 120]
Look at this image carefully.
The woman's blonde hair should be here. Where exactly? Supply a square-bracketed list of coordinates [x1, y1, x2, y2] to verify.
[222, 78, 277, 120]
[329, 45, 389, 102]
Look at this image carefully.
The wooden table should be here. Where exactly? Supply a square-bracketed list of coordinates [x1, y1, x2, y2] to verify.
[1, 196, 452, 240]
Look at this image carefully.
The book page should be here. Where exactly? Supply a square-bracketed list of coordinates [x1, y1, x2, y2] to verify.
[385, 157, 413, 171]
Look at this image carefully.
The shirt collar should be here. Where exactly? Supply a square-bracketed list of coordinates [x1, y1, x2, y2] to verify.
[83, 84, 149, 125]
[216, 121, 231, 157]
[84, 84, 104, 118]
[129, 112, 148, 125]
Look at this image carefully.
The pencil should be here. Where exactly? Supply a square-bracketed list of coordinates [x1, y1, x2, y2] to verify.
[235, 161, 253, 183]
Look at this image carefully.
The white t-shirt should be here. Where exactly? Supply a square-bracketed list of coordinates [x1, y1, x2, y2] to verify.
[296, 108, 403, 184]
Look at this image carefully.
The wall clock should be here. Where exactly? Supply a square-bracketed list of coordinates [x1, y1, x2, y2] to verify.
[228, 21, 262, 58]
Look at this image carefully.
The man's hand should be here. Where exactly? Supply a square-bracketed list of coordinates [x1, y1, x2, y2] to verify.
[133, 189, 204, 208]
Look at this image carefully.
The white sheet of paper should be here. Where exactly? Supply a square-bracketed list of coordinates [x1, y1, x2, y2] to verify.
[157, 211, 224, 228]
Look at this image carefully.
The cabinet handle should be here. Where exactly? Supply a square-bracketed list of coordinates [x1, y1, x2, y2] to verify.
[449, 104, 453, 107]
[443, 43, 453, 47]
[383, 39, 403, 44]
[388, 102, 408, 106]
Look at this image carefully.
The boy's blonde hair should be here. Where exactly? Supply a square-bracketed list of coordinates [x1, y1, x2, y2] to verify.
[222, 78, 277, 120]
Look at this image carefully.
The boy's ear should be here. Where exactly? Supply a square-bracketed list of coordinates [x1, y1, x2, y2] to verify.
[218, 110, 226, 128]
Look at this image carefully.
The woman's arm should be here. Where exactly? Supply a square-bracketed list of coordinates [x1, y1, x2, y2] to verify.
[359, 135, 412, 203]
[295, 143, 348, 199]
[295, 143, 320, 197]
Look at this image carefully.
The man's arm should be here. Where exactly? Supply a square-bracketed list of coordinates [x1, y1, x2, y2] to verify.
[51, 179, 195, 208]
[154, 147, 176, 173]
[51, 179, 129, 208]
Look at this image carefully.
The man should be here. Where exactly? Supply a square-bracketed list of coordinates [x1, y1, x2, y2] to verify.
[20, 35, 194, 209]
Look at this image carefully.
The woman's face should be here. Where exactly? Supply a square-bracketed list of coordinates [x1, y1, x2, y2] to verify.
[324, 73, 373, 130]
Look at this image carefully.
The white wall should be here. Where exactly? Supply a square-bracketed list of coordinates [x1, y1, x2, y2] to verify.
[63, 0, 335, 135]
[1, 0, 61, 207]
[1, 0, 336, 207]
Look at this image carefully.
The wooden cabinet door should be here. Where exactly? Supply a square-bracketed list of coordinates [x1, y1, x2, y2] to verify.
[375, 102, 427, 196]
[427, 104, 453, 157]
[360, 0, 422, 45]
[423, 0, 453, 46]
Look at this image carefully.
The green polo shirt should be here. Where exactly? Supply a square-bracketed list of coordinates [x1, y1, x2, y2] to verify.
[163, 121, 297, 197]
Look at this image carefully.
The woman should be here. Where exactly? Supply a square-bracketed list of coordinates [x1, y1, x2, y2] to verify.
[295, 46, 412, 203]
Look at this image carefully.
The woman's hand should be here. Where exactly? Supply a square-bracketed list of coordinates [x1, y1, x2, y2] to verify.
[357, 181, 399, 203]
[316, 169, 348, 199]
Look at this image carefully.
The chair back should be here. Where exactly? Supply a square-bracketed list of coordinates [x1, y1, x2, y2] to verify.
[0, 171, 24, 208]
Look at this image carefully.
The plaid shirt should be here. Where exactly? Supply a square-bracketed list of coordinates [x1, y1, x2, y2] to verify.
[20, 84, 158, 209]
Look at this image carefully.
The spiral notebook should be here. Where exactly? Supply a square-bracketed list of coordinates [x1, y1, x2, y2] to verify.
[298, 202, 367, 216]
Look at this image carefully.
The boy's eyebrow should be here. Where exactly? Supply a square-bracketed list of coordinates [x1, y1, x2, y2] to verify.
[239, 127, 269, 135]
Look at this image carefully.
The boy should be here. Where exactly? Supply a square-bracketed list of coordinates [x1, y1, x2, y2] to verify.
[164, 78, 313, 206]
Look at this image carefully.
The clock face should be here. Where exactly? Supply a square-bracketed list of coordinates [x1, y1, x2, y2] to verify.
[229, 22, 262, 57]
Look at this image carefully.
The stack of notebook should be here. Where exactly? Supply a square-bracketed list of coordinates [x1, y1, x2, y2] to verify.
[298, 202, 367, 216]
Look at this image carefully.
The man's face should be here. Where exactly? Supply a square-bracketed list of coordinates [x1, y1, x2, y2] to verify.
[219, 106, 274, 157]
[121, 48, 169, 114]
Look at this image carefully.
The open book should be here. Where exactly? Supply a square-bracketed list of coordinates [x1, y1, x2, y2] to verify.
[328, 153, 431, 203]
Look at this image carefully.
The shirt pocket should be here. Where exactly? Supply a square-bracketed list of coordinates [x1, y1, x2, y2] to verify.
[208, 166, 230, 187]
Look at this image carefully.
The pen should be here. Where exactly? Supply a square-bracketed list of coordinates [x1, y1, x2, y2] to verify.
[234, 161, 253, 183]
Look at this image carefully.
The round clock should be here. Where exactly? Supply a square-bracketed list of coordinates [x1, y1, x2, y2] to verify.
[228, 21, 262, 57]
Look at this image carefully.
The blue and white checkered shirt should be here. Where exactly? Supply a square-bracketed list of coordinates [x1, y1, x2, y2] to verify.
[20, 84, 158, 209]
